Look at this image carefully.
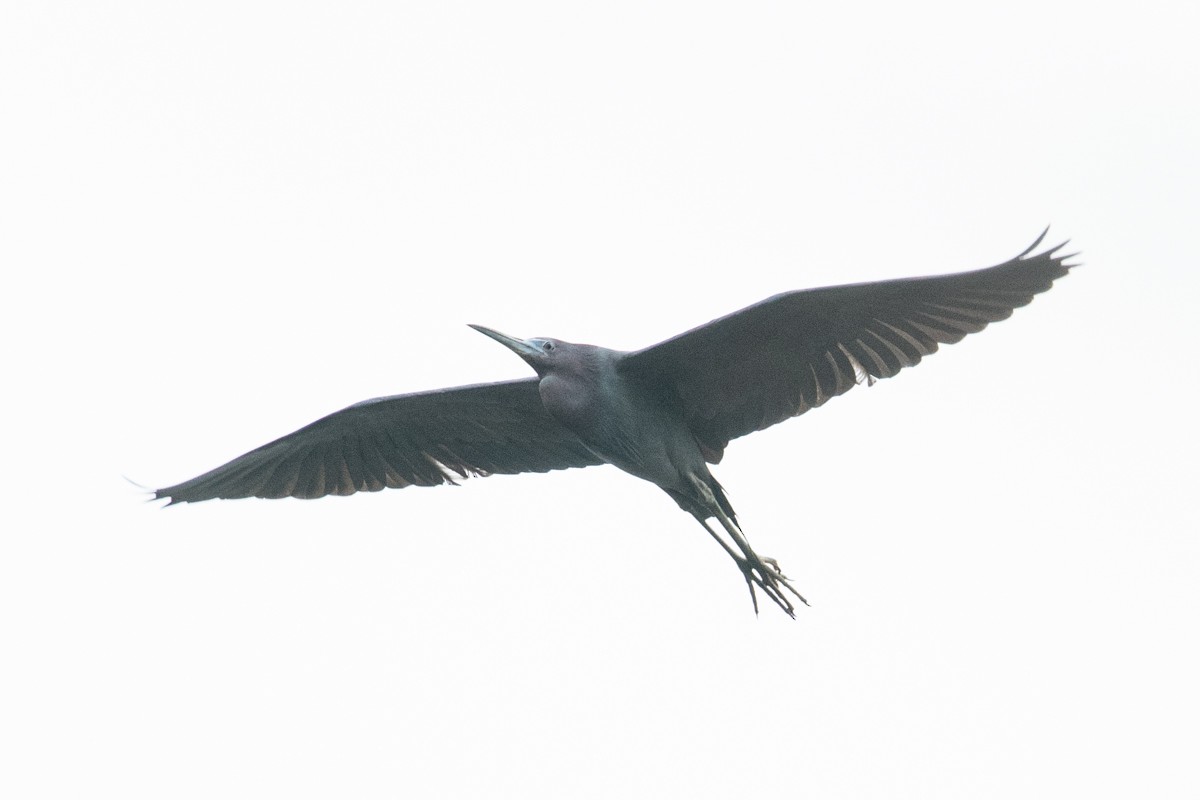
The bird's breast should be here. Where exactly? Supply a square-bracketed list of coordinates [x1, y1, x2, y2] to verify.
[537, 371, 694, 485]
[538, 373, 643, 461]
[538, 374, 601, 437]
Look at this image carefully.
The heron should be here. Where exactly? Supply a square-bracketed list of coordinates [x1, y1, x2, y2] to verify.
[154, 230, 1076, 617]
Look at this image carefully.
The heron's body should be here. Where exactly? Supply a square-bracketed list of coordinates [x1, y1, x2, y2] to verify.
[154, 231, 1078, 616]
[536, 344, 716, 507]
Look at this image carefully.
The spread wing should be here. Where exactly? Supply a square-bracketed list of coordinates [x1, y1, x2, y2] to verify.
[154, 378, 603, 504]
[618, 230, 1078, 462]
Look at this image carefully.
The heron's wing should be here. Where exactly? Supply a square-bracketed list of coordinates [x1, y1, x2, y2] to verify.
[154, 378, 603, 504]
[618, 231, 1077, 462]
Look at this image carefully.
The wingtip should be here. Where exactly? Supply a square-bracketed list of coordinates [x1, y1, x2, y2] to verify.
[126, 474, 173, 506]
[123, 474, 150, 491]
[148, 489, 180, 506]
[1017, 227, 1081, 269]
[1018, 226, 1052, 259]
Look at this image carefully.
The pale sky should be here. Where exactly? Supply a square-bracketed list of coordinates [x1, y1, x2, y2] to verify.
[3, 2, 1198, 798]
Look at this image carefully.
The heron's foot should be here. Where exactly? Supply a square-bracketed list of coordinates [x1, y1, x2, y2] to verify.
[738, 554, 808, 618]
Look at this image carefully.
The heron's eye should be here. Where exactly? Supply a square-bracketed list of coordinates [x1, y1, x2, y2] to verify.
[542, 341, 555, 352]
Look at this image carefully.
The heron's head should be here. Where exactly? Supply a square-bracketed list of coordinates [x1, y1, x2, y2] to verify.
[468, 324, 565, 376]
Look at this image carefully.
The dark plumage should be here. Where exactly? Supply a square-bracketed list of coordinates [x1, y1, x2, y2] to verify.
[155, 230, 1077, 616]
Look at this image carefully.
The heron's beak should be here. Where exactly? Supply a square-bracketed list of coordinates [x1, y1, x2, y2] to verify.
[468, 324, 542, 359]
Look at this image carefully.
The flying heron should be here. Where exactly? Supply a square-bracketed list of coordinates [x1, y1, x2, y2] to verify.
[154, 230, 1077, 617]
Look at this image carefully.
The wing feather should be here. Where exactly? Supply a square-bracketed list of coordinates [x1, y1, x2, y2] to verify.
[155, 378, 602, 504]
[618, 231, 1077, 461]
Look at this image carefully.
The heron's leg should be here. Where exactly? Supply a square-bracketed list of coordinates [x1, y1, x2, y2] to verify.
[712, 506, 808, 603]
[692, 514, 764, 615]
[688, 476, 809, 615]
[689, 514, 796, 618]
[714, 510, 807, 615]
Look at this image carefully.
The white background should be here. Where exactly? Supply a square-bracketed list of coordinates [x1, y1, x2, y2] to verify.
[3, 2, 1198, 797]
